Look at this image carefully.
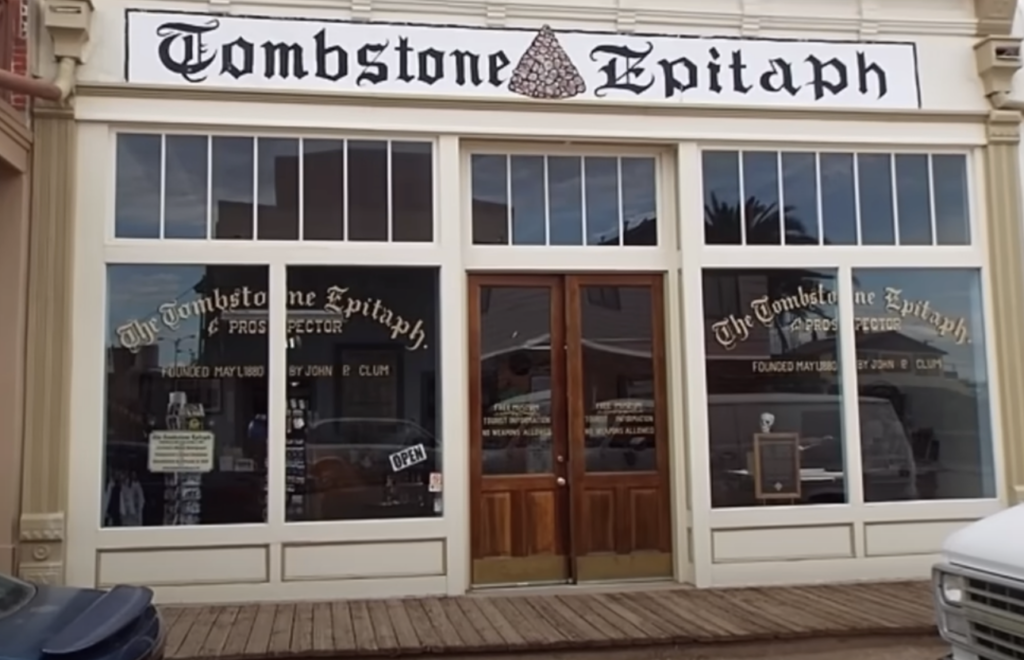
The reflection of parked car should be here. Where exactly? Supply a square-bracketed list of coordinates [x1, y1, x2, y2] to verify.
[306, 418, 439, 484]
[708, 393, 918, 505]
[0, 572, 164, 660]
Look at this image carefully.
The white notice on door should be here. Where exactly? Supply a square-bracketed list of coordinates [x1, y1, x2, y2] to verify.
[148, 431, 215, 473]
[389, 444, 428, 472]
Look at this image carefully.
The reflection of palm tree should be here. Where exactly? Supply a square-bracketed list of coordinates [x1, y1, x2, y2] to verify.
[704, 194, 833, 352]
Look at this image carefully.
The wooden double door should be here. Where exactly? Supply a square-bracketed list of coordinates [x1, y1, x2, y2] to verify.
[469, 274, 672, 586]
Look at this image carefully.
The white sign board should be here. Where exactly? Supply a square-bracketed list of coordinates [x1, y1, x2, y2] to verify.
[148, 431, 215, 473]
[125, 11, 921, 110]
[389, 444, 428, 472]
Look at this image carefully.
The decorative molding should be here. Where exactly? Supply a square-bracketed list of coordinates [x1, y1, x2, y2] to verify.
[115, 0, 980, 37]
[615, 8, 637, 34]
[18, 512, 65, 542]
[739, 0, 761, 36]
[484, 1, 506, 27]
[974, 0, 1018, 36]
[350, 0, 373, 21]
[76, 81, 990, 124]
[987, 108, 1022, 143]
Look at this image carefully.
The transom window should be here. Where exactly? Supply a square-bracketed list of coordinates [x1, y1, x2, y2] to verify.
[470, 153, 658, 246]
[114, 133, 434, 242]
[702, 150, 971, 247]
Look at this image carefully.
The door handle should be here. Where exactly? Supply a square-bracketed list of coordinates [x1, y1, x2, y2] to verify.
[556, 477, 567, 486]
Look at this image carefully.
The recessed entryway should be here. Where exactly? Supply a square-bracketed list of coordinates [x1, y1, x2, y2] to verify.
[468, 273, 672, 586]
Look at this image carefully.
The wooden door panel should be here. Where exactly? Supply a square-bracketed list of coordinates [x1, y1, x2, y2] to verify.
[469, 275, 571, 586]
[566, 274, 673, 582]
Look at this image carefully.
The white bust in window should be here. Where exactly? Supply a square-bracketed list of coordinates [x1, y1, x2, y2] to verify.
[759, 412, 775, 434]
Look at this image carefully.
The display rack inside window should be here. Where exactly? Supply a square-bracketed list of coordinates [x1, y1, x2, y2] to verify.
[285, 397, 309, 520]
[161, 392, 205, 526]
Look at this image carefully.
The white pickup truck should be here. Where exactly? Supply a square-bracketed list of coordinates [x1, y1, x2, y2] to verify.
[933, 503, 1024, 660]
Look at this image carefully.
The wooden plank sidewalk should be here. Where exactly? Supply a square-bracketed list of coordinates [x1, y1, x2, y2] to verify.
[159, 580, 937, 660]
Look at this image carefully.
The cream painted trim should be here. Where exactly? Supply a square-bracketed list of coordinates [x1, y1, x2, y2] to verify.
[981, 110, 1024, 504]
[76, 83, 989, 125]
[18, 105, 76, 585]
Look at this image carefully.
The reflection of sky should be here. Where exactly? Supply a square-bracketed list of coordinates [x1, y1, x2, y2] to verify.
[701, 150, 970, 247]
[108, 264, 207, 365]
[471, 154, 656, 246]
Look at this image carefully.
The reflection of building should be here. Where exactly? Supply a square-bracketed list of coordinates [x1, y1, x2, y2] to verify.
[23, 0, 1024, 604]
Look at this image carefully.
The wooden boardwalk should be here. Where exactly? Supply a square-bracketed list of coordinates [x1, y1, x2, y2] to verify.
[159, 580, 936, 660]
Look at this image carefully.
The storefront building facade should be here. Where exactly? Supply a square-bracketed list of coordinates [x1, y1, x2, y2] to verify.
[18, 0, 1024, 602]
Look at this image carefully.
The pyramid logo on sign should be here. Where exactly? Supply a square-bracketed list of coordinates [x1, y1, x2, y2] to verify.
[508, 25, 587, 100]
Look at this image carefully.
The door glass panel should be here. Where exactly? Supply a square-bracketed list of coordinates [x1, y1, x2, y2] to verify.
[478, 286, 554, 475]
[579, 285, 656, 472]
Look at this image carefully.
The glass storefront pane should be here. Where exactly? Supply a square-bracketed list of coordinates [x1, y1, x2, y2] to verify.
[115, 134, 161, 239]
[780, 152, 819, 245]
[470, 154, 509, 245]
[894, 154, 933, 245]
[478, 287, 554, 475]
[584, 156, 620, 245]
[548, 156, 583, 246]
[932, 155, 971, 246]
[285, 266, 440, 521]
[703, 267, 847, 508]
[347, 140, 389, 242]
[857, 154, 896, 245]
[104, 264, 269, 527]
[621, 157, 657, 246]
[510, 155, 546, 245]
[302, 139, 345, 241]
[742, 151, 781, 245]
[820, 153, 856, 245]
[852, 268, 994, 500]
[702, 150, 741, 245]
[256, 138, 299, 240]
[163, 135, 209, 240]
[580, 285, 656, 472]
[390, 141, 434, 242]
[211, 136, 255, 240]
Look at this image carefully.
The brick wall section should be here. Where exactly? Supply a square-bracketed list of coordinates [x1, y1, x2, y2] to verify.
[10, 0, 28, 112]
[1, 0, 28, 112]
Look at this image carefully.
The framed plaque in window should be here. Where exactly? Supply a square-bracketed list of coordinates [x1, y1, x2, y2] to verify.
[752, 432, 801, 501]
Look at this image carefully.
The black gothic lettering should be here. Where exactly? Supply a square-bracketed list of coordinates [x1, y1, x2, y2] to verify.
[262, 42, 307, 79]
[396, 37, 415, 82]
[805, 55, 848, 100]
[707, 47, 722, 93]
[488, 51, 510, 86]
[155, 21, 218, 82]
[729, 50, 752, 93]
[759, 58, 798, 95]
[590, 42, 655, 97]
[221, 38, 254, 79]
[857, 51, 888, 98]
[417, 48, 445, 84]
[658, 56, 698, 98]
[314, 30, 347, 81]
[451, 50, 482, 86]
[356, 41, 388, 85]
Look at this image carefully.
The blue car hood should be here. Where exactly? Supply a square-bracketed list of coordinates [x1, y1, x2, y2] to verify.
[0, 584, 157, 660]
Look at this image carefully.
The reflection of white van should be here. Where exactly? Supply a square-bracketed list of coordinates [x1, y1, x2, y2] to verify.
[708, 393, 918, 505]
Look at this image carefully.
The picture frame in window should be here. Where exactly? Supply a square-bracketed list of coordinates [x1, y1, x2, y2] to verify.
[752, 432, 802, 501]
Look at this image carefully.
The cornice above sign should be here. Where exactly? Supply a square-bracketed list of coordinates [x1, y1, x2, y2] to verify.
[125, 10, 922, 110]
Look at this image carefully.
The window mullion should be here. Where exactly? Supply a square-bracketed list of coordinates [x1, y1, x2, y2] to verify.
[836, 266, 865, 509]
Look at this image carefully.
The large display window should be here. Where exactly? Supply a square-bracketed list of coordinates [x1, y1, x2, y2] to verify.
[102, 131, 441, 529]
[698, 148, 995, 510]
